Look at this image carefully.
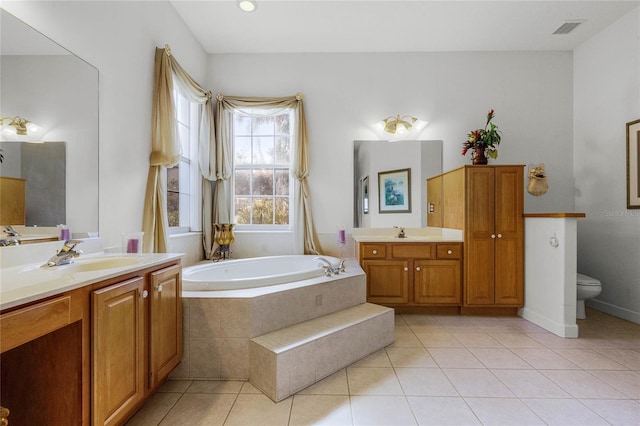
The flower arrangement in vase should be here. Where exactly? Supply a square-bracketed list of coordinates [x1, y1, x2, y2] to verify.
[462, 109, 501, 165]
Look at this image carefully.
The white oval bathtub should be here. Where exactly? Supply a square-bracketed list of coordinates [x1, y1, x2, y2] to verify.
[182, 255, 340, 291]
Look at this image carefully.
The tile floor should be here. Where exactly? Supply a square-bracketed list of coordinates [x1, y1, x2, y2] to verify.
[127, 308, 640, 425]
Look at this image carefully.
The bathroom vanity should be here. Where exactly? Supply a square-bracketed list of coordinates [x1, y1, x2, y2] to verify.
[0, 246, 182, 426]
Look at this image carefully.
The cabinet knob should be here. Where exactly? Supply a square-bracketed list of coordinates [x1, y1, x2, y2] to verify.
[491, 234, 496, 239]
[156, 284, 163, 293]
[372, 249, 378, 255]
[497, 233, 503, 239]
[404, 267, 408, 272]
[447, 250, 453, 255]
[141, 289, 149, 299]
[416, 266, 421, 271]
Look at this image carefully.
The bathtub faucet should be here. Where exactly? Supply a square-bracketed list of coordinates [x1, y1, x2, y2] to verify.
[313, 257, 345, 276]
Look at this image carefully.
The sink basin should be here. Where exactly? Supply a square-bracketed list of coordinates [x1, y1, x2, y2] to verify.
[51, 256, 143, 273]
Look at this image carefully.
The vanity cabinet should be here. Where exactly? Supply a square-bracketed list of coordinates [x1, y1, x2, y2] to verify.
[358, 242, 462, 308]
[439, 165, 524, 308]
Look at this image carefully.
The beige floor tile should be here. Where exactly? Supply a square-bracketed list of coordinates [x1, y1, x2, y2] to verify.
[527, 332, 587, 348]
[452, 332, 503, 348]
[224, 393, 292, 426]
[240, 381, 262, 394]
[386, 347, 438, 368]
[395, 368, 458, 396]
[126, 392, 182, 426]
[350, 349, 391, 367]
[401, 314, 439, 326]
[488, 332, 544, 348]
[469, 348, 532, 369]
[444, 369, 514, 397]
[511, 348, 580, 369]
[186, 380, 244, 394]
[521, 398, 609, 425]
[427, 347, 484, 368]
[541, 369, 629, 399]
[346, 367, 404, 395]
[390, 326, 424, 348]
[289, 395, 353, 426]
[157, 379, 193, 393]
[158, 393, 237, 426]
[350, 395, 417, 426]
[464, 397, 545, 425]
[579, 399, 640, 425]
[490, 369, 571, 398]
[442, 325, 484, 333]
[407, 324, 447, 333]
[593, 349, 640, 369]
[589, 370, 640, 399]
[297, 369, 349, 395]
[407, 396, 480, 425]
[553, 348, 628, 370]
[415, 331, 464, 348]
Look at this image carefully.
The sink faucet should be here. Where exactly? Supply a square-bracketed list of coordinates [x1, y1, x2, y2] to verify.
[313, 257, 346, 276]
[47, 240, 83, 266]
[0, 238, 19, 246]
[3, 225, 20, 237]
[394, 226, 406, 238]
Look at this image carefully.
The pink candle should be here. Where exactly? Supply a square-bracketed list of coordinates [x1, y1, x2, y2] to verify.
[338, 229, 346, 244]
[60, 228, 70, 240]
[127, 238, 139, 253]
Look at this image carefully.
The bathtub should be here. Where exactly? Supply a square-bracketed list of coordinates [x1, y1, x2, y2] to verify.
[182, 255, 340, 291]
[173, 255, 366, 381]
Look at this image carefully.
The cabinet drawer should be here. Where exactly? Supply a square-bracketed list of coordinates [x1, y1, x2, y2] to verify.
[437, 244, 462, 259]
[391, 244, 434, 259]
[361, 244, 386, 259]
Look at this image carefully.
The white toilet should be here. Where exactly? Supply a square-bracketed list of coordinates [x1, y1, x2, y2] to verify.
[576, 273, 602, 319]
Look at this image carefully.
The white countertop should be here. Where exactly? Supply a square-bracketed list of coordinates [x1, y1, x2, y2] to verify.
[352, 227, 463, 243]
[0, 249, 182, 311]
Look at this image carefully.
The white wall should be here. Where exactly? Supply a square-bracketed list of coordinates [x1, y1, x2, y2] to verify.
[2, 1, 208, 252]
[208, 51, 574, 256]
[574, 7, 640, 323]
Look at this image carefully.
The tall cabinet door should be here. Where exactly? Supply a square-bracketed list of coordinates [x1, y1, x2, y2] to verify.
[464, 167, 496, 305]
[149, 264, 183, 389]
[92, 277, 145, 426]
[494, 167, 524, 305]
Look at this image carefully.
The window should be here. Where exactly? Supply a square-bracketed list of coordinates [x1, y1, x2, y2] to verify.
[167, 90, 201, 233]
[232, 109, 293, 229]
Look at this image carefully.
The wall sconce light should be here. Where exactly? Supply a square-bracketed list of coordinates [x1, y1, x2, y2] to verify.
[375, 115, 428, 141]
[0, 116, 45, 141]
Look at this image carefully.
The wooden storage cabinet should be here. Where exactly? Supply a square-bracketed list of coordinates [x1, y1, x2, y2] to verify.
[358, 242, 462, 307]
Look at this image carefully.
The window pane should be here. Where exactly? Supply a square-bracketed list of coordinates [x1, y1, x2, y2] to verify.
[235, 170, 250, 195]
[167, 165, 179, 192]
[235, 136, 251, 165]
[275, 136, 290, 164]
[234, 197, 250, 224]
[252, 136, 274, 165]
[253, 116, 274, 135]
[179, 193, 189, 227]
[233, 114, 251, 135]
[275, 169, 289, 196]
[176, 93, 189, 124]
[179, 159, 190, 194]
[177, 123, 189, 157]
[167, 191, 179, 227]
[275, 114, 290, 135]
[252, 169, 273, 196]
[252, 198, 274, 224]
[275, 198, 289, 224]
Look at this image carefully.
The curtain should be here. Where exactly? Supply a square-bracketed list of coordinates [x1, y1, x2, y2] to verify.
[214, 94, 322, 255]
[142, 45, 215, 253]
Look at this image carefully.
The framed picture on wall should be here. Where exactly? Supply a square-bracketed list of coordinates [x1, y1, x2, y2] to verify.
[378, 168, 411, 213]
[362, 176, 369, 214]
[627, 119, 640, 208]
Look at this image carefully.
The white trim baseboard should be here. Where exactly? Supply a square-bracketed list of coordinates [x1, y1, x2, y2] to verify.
[518, 308, 579, 338]
[587, 298, 640, 325]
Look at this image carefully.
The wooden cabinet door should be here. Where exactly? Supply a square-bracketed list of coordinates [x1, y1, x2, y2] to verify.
[464, 168, 496, 305]
[494, 167, 524, 305]
[92, 277, 145, 426]
[414, 260, 461, 304]
[426, 176, 443, 227]
[149, 264, 183, 389]
[363, 260, 410, 304]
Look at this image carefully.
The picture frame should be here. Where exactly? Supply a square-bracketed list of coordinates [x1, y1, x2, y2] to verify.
[627, 119, 640, 209]
[378, 168, 411, 213]
[362, 175, 369, 214]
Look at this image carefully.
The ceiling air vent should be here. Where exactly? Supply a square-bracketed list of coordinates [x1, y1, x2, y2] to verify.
[553, 20, 585, 35]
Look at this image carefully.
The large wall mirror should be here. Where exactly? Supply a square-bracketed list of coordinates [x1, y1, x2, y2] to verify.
[0, 9, 99, 236]
[354, 140, 442, 228]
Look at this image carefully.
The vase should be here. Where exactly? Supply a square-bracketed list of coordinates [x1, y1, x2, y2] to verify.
[471, 148, 488, 165]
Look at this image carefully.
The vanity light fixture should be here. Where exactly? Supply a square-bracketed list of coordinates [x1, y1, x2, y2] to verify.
[375, 115, 428, 142]
[238, 0, 257, 12]
[0, 115, 44, 141]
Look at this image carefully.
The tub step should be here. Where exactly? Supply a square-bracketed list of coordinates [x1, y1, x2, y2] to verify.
[249, 302, 394, 402]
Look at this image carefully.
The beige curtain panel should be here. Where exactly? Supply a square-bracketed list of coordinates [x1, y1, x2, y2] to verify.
[215, 94, 322, 255]
[142, 45, 215, 253]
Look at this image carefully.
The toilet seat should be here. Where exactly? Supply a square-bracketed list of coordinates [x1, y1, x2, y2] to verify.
[577, 273, 601, 287]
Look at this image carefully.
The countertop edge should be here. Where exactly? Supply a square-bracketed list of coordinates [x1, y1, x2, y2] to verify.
[523, 212, 586, 218]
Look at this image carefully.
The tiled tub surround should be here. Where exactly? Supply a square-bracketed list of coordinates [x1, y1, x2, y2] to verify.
[172, 263, 373, 381]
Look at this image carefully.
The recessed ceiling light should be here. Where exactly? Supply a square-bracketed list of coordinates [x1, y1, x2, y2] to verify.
[553, 20, 585, 35]
[238, 0, 257, 13]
